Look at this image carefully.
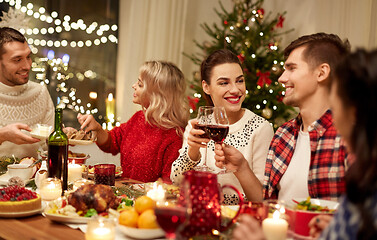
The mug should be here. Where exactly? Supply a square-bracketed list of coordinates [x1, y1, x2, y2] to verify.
[179, 170, 244, 237]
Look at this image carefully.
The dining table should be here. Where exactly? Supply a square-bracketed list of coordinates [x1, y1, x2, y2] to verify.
[0, 178, 145, 240]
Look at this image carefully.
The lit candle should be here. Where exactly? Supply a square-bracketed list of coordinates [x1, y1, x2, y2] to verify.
[262, 209, 288, 240]
[40, 178, 62, 201]
[68, 160, 82, 183]
[146, 182, 165, 202]
[86, 217, 115, 240]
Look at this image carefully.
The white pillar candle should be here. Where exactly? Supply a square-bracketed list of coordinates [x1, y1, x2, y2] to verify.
[68, 161, 82, 183]
[262, 210, 288, 240]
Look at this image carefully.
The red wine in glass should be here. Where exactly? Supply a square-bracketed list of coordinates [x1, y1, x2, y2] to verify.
[196, 124, 209, 138]
[155, 206, 187, 239]
[205, 125, 229, 143]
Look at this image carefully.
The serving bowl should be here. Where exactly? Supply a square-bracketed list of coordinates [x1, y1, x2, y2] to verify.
[286, 198, 339, 237]
[7, 164, 34, 180]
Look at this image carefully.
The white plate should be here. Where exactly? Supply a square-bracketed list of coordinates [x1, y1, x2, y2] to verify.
[30, 132, 49, 141]
[69, 139, 94, 145]
[117, 224, 165, 239]
[0, 207, 43, 218]
[0, 172, 32, 186]
[42, 212, 90, 223]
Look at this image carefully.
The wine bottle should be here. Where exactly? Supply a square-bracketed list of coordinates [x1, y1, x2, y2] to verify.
[47, 108, 68, 193]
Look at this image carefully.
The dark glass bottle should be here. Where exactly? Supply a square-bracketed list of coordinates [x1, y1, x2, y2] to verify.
[47, 108, 68, 193]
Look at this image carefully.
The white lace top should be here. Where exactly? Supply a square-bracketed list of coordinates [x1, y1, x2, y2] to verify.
[170, 109, 274, 205]
[0, 81, 54, 158]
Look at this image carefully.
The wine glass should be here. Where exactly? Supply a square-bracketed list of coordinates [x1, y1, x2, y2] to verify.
[205, 106, 231, 174]
[154, 182, 192, 240]
[193, 106, 214, 172]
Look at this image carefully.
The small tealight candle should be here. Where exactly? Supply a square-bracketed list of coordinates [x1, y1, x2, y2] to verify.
[146, 182, 165, 202]
[40, 178, 62, 201]
[68, 160, 82, 183]
[73, 178, 94, 191]
[86, 217, 115, 240]
[262, 209, 288, 240]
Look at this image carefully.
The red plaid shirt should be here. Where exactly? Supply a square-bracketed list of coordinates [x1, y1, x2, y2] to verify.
[263, 110, 348, 201]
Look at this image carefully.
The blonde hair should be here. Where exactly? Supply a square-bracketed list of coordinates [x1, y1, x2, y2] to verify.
[139, 61, 189, 136]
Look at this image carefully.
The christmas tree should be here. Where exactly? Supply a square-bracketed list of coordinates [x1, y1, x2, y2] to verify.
[186, 0, 296, 129]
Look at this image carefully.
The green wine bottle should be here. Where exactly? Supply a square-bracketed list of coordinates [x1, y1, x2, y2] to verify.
[47, 108, 68, 193]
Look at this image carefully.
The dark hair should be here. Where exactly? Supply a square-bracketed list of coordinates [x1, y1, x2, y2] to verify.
[200, 49, 242, 105]
[285, 32, 350, 80]
[0, 27, 27, 57]
[334, 49, 377, 239]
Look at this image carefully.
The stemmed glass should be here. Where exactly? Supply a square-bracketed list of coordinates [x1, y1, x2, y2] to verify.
[194, 106, 231, 174]
[206, 106, 231, 174]
[154, 181, 192, 240]
[193, 106, 214, 172]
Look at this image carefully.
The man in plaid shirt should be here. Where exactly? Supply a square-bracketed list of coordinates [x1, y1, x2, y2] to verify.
[214, 33, 350, 202]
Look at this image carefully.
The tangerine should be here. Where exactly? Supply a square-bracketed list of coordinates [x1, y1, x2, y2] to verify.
[138, 209, 159, 229]
[119, 209, 139, 228]
[134, 196, 155, 214]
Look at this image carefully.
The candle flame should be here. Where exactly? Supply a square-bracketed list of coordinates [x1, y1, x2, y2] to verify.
[272, 210, 281, 219]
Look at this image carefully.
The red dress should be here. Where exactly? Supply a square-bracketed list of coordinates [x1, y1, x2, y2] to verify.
[97, 111, 183, 183]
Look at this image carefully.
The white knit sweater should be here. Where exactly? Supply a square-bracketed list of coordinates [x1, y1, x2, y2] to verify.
[170, 109, 274, 205]
[0, 81, 54, 158]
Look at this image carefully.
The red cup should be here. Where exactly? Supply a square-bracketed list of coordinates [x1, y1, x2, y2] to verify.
[94, 164, 115, 186]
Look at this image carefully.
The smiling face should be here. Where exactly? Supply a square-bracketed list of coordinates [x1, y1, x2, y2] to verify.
[278, 46, 319, 108]
[202, 63, 245, 119]
[0, 41, 32, 86]
[132, 77, 145, 106]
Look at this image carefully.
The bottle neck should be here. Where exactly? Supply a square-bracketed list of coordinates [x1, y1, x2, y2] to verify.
[54, 108, 63, 131]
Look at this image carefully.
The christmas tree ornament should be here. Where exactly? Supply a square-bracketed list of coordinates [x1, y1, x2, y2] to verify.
[262, 107, 273, 119]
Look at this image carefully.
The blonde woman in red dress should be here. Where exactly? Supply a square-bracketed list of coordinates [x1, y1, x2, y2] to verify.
[78, 61, 189, 183]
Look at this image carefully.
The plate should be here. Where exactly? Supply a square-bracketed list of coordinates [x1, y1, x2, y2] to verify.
[87, 171, 123, 179]
[30, 124, 53, 140]
[42, 212, 90, 224]
[30, 132, 49, 141]
[0, 172, 32, 186]
[0, 207, 43, 218]
[117, 224, 165, 239]
[69, 139, 94, 145]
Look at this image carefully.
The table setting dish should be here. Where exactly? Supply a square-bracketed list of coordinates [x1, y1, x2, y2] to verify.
[0, 207, 43, 218]
[68, 139, 94, 145]
[42, 212, 92, 224]
[117, 224, 165, 239]
[286, 197, 339, 238]
[30, 124, 53, 141]
[40, 151, 90, 165]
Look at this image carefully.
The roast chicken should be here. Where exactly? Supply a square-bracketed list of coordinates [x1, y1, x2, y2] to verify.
[67, 184, 119, 213]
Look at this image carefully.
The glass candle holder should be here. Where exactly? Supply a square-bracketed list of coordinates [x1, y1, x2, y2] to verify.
[85, 216, 115, 240]
[262, 200, 289, 240]
[73, 178, 94, 191]
[39, 178, 62, 201]
[94, 164, 115, 186]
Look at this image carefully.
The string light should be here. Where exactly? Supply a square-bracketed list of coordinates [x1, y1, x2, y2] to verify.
[4, 1, 118, 48]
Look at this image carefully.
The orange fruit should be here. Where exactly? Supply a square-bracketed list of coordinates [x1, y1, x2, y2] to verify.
[134, 196, 155, 214]
[138, 209, 159, 229]
[119, 209, 139, 228]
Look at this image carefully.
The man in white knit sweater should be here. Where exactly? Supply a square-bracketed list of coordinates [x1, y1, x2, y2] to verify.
[0, 27, 54, 158]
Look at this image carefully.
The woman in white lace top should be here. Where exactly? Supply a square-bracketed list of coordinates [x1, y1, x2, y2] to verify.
[170, 49, 273, 205]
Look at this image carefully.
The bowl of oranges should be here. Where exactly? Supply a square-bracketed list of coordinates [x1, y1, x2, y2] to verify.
[118, 195, 164, 239]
